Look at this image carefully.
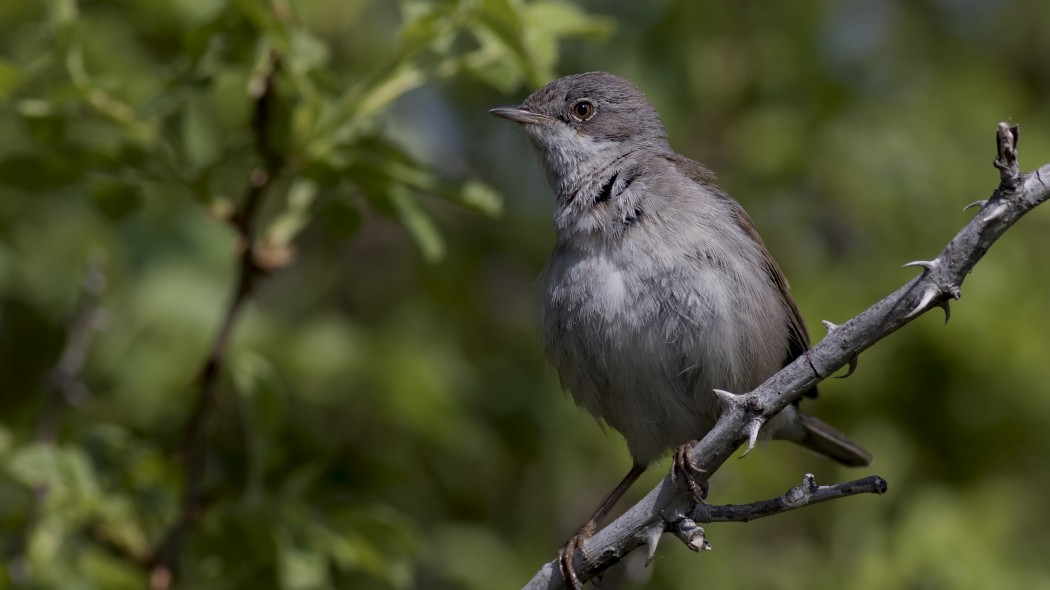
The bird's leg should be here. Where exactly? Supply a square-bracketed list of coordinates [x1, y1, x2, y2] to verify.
[670, 440, 708, 501]
[558, 464, 646, 589]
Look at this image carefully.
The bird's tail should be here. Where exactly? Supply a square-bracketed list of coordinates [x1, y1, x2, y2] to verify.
[794, 412, 872, 467]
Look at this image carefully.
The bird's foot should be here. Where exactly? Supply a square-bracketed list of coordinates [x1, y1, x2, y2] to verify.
[670, 440, 708, 501]
[558, 521, 596, 590]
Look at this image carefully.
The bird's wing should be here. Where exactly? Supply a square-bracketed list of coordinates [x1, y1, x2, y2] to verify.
[667, 154, 816, 398]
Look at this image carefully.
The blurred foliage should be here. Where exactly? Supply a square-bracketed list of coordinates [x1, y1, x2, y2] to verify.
[1, 0, 1050, 589]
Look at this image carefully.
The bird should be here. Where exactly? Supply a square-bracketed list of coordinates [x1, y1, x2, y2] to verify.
[490, 72, 870, 588]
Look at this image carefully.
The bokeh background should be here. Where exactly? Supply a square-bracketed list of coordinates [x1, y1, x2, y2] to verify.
[2, 0, 1050, 588]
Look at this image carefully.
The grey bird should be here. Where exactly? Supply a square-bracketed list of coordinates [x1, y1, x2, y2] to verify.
[490, 72, 870, 588]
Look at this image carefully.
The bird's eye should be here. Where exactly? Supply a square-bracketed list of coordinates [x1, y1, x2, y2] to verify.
[571, 100, 596, 121]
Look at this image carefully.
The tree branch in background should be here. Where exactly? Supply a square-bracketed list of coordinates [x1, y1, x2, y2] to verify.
[7, 257, 109, 583]
[148, 51, 284, 590]
[524, 122, 1050, 589]
[36, 255, 108, 443]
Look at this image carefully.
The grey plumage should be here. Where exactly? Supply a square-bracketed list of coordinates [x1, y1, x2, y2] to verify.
[493, 71, 870, 469]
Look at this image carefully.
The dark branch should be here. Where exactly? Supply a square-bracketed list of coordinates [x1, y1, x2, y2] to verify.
[148, 51, 283, 590]
[523, 121, 1050, 589]
[656, 474, 887, 559]
[697, 474, 887, 524]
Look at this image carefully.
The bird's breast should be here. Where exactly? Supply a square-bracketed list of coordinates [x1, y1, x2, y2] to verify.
[539, 229, 789, 463]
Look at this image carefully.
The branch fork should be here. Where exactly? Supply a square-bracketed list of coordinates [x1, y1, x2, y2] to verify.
[647, 474, 886, 569]
[713, 389, 765, 456]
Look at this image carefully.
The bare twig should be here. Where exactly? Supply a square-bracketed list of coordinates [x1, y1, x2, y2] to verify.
[693, 474, 887, 524]
[148, 51, 283, 590]
[523, 122, 1050, 589]
[641, 474, 886, 566]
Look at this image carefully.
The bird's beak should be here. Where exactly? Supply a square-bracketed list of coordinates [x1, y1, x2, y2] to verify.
[489, 105, 551, 125]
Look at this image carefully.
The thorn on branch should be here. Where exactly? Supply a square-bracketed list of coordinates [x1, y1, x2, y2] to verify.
[739, 418, 763, 458]
[938, 300, 951, 324]
[712, 388, 738, 409]
[905, 286, 940, 319]
[837, 357, 859, 379]
[963, 199, 987, 212]
[821, 320, 858, 378]
[902, 259, 939, 273]
[642, 523, 665, 566]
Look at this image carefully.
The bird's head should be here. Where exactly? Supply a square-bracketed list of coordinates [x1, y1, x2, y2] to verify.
[490, 72, 669, 196]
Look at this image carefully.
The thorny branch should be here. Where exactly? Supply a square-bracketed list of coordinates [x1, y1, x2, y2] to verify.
[148, 51, 284, 590]
[523, 122, 1050, 589]
[658, 475, 887, 559]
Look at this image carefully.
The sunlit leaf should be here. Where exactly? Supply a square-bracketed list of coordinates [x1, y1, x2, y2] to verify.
[6, 444, 101, 512]
[354, 63, 427, 121]
[459, 25, 527, 93]
[277, 529, 330, 590]
[458, 180, 503, 216]
[0, 58, 23, 100]
[388, 183, 445, 262]
[288, 30, 330, 73]
[264, 178, 318, 250]
[473, 0, 541, 84]
[526, 1, 615, 37]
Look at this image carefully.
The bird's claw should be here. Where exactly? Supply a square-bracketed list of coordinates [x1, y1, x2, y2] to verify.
[671, 440, 708, 502]
[558, 524, 595, 590]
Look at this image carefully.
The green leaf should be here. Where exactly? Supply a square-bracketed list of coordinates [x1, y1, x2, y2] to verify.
[91, 180, 142, 221]
[355, 63, 427, 121]
[288, 29, 330, 73]
[398, 0, 457, 52]
[264, 178, 318, 250]
[328, 505, 417, 588]
[277, 529, 330, 590]
[458, 180, 503, 216]
[526, 1, 615, 37]
[20, 108, 68, 146]
[473, 0, 541, 83]
[6, 444, 101, 513]
[342, 137, 502, 216]
[388, 183, 445, 262]
[458, 25, 527, 93]
[0, 58, 23, 100]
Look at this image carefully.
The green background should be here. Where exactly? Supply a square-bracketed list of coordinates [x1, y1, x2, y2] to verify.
[2, 0, 1050, 588]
